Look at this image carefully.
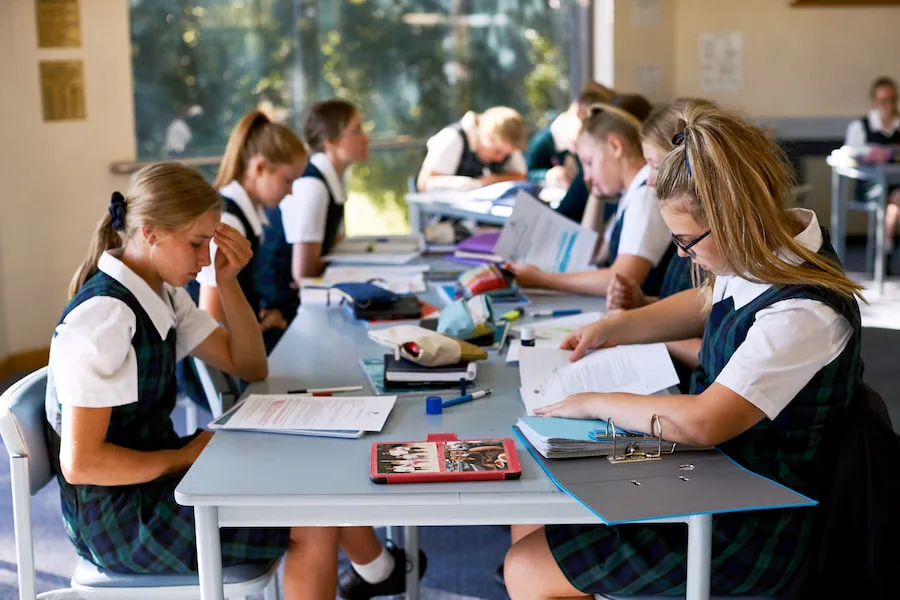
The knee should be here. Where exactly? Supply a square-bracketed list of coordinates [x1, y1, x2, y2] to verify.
[288, 526, 340, 553]
[504, 542, 536, 599]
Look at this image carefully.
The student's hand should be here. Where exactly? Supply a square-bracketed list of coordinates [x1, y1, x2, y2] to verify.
[213, 224, 253, 284]
[479, 173, 506, 186]
[560, 318, 619, 361]
[258, 308, 287, 332]
[534, 393, 602, 419]
[864, 146, 895, 164]
[607, 273, 646, 311]
[544, 165, 570, 188]
[179, 430, 214, 469]
[505, 262, 546, 289]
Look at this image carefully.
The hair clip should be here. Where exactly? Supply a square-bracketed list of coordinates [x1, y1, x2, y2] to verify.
[671, 131, 692, 178]
[108, 191, 126, 231]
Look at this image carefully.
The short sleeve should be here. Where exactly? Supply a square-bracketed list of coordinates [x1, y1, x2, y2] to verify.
[503, 150, 528, 175]
[421, 128, 464, 175]
[49, 297, 139, 408]
[714, 299, 854, 420]
[196, 212, 246, 287]
[844, 119, 866, 149]
[170, 287, 219, 361]
[615, 186, 671, 265]
[281, 180, 331, 244]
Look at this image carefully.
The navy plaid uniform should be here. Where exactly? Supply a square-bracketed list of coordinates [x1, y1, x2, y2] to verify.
[547, 238, 862, 596]
[256, 206, 300, 323]
[658, 255, 693, 300]
[46, 272, 290, 574]
[605, 179, 674, 297]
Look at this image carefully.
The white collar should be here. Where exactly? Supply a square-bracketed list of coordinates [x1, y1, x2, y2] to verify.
[309, 152, 347, 205]
[98, 252, 176, 338]
[867, 109, 900, 136]
[549, 113, 577, 154]
[714, 208, 823, 310]
[614, 164, 651, 216]
[459, 111, 480, 154]
[218, 180, 269, 237]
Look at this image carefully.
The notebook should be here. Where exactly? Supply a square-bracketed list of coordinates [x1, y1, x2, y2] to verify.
[384, 354, 477, 385]
[359, 357, 463, 396]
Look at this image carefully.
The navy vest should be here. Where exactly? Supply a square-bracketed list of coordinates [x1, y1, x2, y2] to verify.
[658, 254, 694, 299]
[860, 115, 900, 145]
[221, 195, 260, 316]
[452, 122, 510, 178]
[255, 207, 299, 319]
[690, 238, 862, 500]
[606, 179, 675, 296]
[303, 162, 345, 257]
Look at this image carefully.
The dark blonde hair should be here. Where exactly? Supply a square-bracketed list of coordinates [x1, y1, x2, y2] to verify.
[579, 96, 647, 160]
[477, 106, 527, 150]
[576, 81, 615, 108]
[213, 110, 307, 189]
[655, 104, 864, 303]
[304, 99, 360, 153]
[69, 163, 223, 298]
[870, 76, 897, 99]
[641, 98, 716, 153]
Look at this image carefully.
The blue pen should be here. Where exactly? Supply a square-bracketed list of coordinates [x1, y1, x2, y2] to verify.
[531, 309, 582, 318]
[442, 389, 492, 408]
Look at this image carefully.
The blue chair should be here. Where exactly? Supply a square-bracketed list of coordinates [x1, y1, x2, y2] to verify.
[0, 367, 280, 600]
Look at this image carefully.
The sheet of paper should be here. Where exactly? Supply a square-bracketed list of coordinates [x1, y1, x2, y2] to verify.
[700, 31, 742, 93]
[493, 191, 599, 273]
[630, 0, 660, 27]
[323, 251, 420, 265]
[506, 338, 563, 363]
[217, 395, 396, 432]
[321, 265, 429, 294]
[517, 344, 679, 415]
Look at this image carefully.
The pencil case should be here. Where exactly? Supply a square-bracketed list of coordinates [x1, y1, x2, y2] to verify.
[368, 325, 487, 367]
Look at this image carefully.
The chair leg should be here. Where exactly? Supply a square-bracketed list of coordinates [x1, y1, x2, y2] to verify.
[262, 572, 280, 600]
[184, 401, 198, 435]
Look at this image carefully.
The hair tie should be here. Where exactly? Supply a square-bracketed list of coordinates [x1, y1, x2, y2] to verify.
[108, 191, 126, 231]
[671, 131, 693, 178]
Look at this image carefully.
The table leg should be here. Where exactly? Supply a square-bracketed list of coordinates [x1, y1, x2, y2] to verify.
[830, 168, 846, 263]
[875, 178, 887, 297]
[408, 201, 422, 235]
[404, 525, 420, 600]
[685, 514, 712, 600]
[195, 506, 225, 600]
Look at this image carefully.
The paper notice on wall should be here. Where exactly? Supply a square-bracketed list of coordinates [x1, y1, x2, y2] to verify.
[630, 0, 661, 27]
[699, 31, 743, 93]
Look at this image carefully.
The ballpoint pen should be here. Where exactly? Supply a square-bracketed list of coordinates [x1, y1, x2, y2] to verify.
[442, 389, 493, 408]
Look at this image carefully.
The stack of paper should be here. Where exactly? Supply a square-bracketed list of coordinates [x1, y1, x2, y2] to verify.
[505, 312, 604, 362]
[516, 416, 646, 459]
[208, 394, 397, 439]
[324, 235, 423, 265]
[516, 344, 679, 415]
[321, 265, 430, 294]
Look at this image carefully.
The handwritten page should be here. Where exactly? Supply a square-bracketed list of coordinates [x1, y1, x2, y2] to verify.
[494, 192, 599, 273]
[517, 345, 678, 415]
[212, 395, 396, 432]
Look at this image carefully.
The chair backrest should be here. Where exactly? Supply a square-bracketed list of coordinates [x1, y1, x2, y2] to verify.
[0, 367, 53, 494]
[191, 357, 241, 417]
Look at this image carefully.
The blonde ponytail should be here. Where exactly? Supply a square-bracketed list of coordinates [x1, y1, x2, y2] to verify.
[68, 211, 124, 299]
[214, 110, 307, 189]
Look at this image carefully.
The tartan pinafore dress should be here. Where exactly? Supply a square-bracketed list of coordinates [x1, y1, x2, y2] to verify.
[45, 271, 290, 574]
[546, 243, 862, 596]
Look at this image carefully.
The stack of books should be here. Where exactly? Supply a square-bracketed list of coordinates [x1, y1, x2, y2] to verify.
[449, 231, 503, 265]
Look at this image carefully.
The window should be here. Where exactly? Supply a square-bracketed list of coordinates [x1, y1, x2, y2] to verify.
[130, 0, 587, 233]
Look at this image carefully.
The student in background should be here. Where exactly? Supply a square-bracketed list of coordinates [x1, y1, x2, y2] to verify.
[277, 99, 369, 279]
[45, 163, 424, 599]
[197, 110, 307, 352]
[844, 76, 900, 269]
[507, 98, 671, 297]
[504, 105, 864, 599]
[416, 106, 528, 192]
[525, 81, 614, 188]
[607, 100, 717, 388]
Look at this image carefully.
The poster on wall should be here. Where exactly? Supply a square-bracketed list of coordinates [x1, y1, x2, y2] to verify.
[40, 60, 86, 121]
[630, 0, 661, 27]
[635, 64, 661, 96]
[699, 31, 743, 93]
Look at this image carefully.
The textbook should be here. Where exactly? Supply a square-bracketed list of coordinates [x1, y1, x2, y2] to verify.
[384, 354, 477, 386]
[359, 357, 462, 396]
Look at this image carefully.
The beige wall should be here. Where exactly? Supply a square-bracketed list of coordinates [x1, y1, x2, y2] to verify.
[671, 0, 900, 116]
[612, 0, 676, 103]
[0, 0, 133, 355]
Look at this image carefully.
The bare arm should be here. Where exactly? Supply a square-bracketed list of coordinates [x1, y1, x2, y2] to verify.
[665, 338, 702, 369]
[561, 288, 707, 360]
[59, 405, 212, 486]
[480, 172, 527, 185]
[535, 383, 766, 448]
[508, 254, 653, 296]
[190, 224, 267, 381]
[292, 241, 326, 280]
[198, 284, 226, 325]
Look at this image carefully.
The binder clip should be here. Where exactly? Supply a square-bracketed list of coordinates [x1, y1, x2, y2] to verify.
[604, 415, 678, 465]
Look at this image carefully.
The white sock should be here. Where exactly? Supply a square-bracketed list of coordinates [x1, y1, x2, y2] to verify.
[351, 546, 396, 584]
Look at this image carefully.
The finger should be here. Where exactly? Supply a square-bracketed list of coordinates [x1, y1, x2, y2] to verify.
[214, 232, 251, 265]
[571, 338, 591, 362]
[559, 332, 579, 350]
[533, 401, 564, 416]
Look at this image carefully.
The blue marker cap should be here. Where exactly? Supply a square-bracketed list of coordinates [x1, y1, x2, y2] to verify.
[425, 395, 443, 415]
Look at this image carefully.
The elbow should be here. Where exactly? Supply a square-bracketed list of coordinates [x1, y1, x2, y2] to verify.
[239, 360, 269, 383]
[60, 452, 96, 486]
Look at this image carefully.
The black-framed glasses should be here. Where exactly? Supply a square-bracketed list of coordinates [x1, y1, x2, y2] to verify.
[671, 230, 711, 257]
